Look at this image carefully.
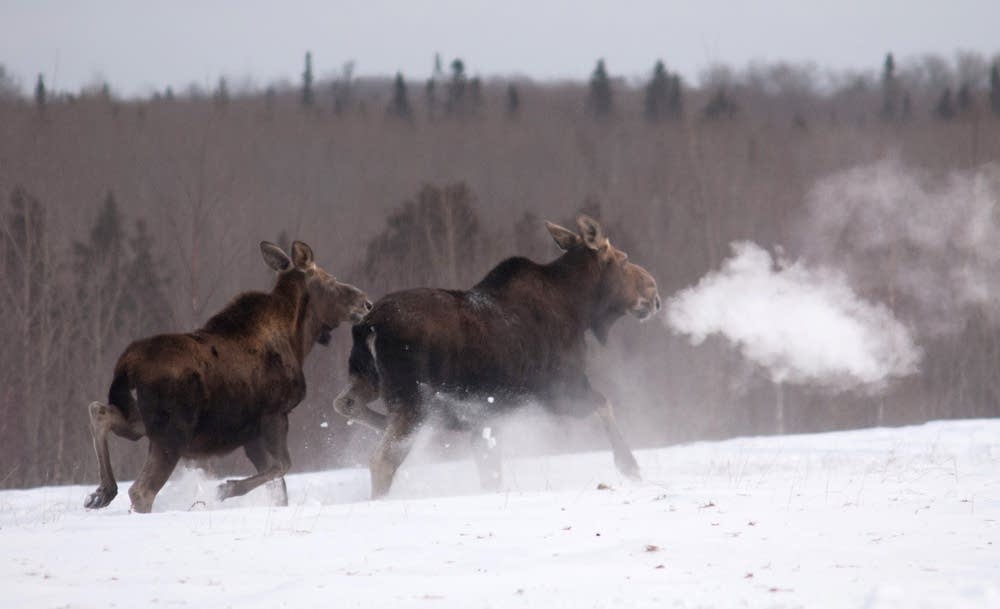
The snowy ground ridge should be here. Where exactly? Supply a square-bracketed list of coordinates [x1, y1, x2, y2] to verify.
[2, 419, 998, 609]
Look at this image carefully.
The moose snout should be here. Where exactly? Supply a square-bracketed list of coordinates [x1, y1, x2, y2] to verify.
[349, 297, 373, 323]
[634, 292, 661, 321]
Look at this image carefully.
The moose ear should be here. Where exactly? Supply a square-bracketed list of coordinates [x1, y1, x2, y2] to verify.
[260, 241, 291, 272]
[546, 221, 580, 251]
[290, 241, 314, 268]
[576, 214, 608, 251]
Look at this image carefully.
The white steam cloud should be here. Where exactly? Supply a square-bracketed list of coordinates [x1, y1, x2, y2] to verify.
[800, 159, 1000, 335]
[666, 242, 921, 389]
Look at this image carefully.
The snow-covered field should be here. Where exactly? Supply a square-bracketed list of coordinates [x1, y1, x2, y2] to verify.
[2, 419, 998, 609]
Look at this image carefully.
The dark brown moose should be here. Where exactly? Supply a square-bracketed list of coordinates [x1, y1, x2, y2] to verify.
[85, 241, 371, 513]
[334, 215, 661, 497]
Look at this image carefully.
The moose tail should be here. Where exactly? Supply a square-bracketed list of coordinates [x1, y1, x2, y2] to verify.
[348, 322, 380, 392]
[107, 360, 136, 421]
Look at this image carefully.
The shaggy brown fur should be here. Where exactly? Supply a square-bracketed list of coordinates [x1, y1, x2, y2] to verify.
[85, 241, 371, 513]
[334, 216, 660, 497]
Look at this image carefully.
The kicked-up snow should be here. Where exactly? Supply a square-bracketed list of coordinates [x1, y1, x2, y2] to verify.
[2, 419, 998, 609]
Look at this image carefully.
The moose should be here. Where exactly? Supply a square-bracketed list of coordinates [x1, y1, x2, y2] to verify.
[85, 241, 371, 513]
[334, 215, 661, 497]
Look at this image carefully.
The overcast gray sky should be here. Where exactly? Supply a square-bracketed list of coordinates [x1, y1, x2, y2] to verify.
[1, 0, 997, 97]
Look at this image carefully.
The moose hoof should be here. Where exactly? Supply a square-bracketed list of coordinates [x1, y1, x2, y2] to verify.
[265, 479, 288, 507]
[84, 486, 117, 509]
[615, 455, 641, 481]
[216, 479, 240, 501]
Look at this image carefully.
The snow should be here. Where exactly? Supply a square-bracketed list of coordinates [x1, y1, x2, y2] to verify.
[2, 419, 999, 609]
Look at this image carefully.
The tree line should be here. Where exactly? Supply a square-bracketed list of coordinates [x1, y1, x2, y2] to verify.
[13, 50, 1000, 124]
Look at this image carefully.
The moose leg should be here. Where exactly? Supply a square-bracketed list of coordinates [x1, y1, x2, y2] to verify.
[370, 409, 419, 499]
[244, 437, 288, 506]
[333, 375, 387, 432]
[128, 440, 181, 513]
[470, 425, 503, 491]
[85, 401, 145, 509]
[217, 414, 291, 502]
[595, 398, 641, 480]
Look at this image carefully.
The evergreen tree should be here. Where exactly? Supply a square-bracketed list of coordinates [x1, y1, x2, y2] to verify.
[881, 52, 898, 120]
[90, 192, 124, 246]
[468, 76, 483, 115]
[644, 60, 670, 121]
[73, 192, 172, 344]
[72, 192, 127, 366]
[126, 219, 172, 336]
[901, 91, 912, 120]
[73, 192, 126, 300]
[433, 53, 444, 80]
[587, 59, 613, 118]
[301, 52, 314, 107]
[506, 83, 520, 118]
[670, 75, 684, 119]
[333, 61, 354, 115]
[935, 87, 955, 120]
[956, 83, 973, 116]
[0, 64, 19, 99]
[214, 76, 229, 108]
[387, 72, 412, 120]
[446, 58, 467, 116]
[264, 86, 276, 117]
[34, 74, 46, 110]
[424, 53, 445, 120]
[331, 82, 343, 115]
[991, 64, 1000, 117]
[703, 88, 738, 119]
[425, 78, 438, 121]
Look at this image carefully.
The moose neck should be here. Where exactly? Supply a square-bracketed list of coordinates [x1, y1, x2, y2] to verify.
[547, 247, 621, 343]
[271, 271, 314, 364]
[300, 301, 331, 361]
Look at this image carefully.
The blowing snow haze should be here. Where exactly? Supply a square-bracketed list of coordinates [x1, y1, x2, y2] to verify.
[800, 160, 1000, 337]
[666, 241, 921, 390]
[666, 160, 1000, 393]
